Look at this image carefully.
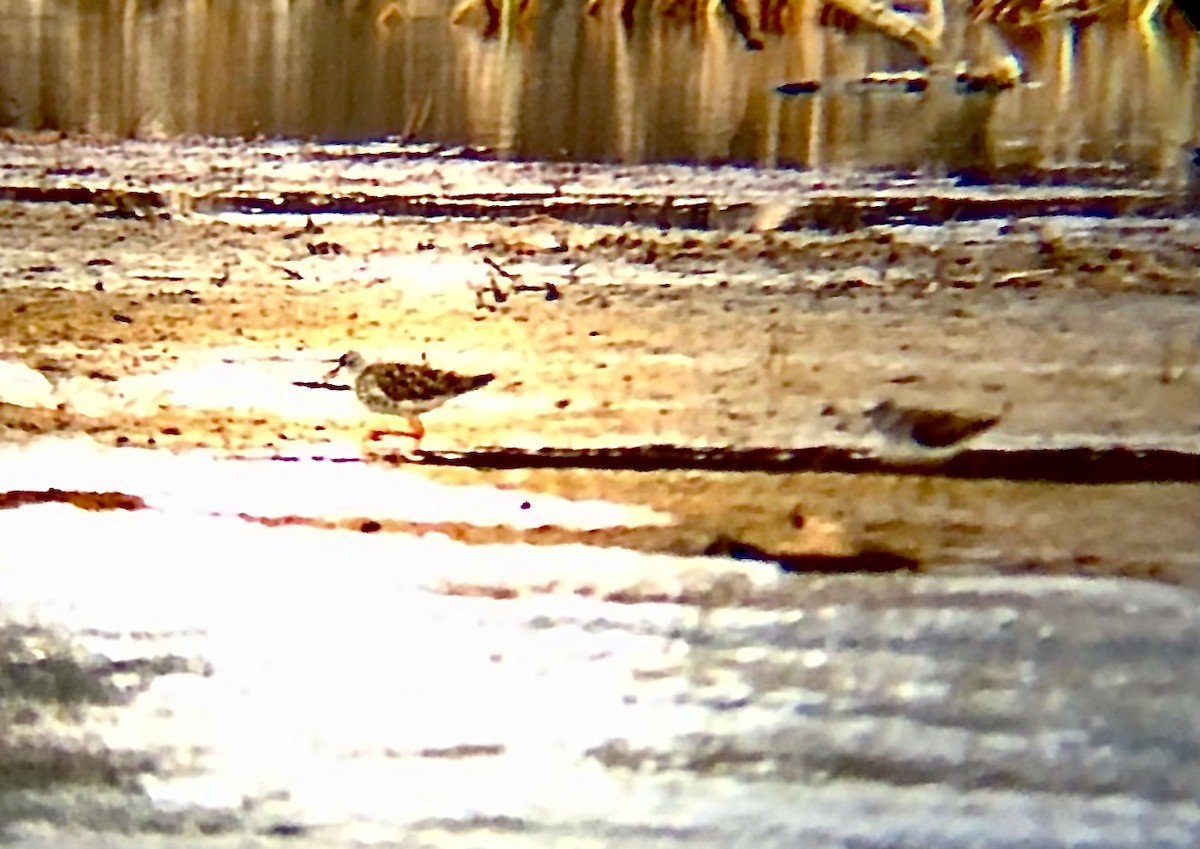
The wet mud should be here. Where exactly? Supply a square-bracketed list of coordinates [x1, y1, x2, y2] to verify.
[1, 135, 1197, 590]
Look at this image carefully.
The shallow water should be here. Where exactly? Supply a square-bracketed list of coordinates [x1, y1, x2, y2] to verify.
[1, 483, 1197, 847]
[0, 0, 1196, 178]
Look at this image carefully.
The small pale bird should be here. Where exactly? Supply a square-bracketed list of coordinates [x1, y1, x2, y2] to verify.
[323, 350, 494, 448]
[864, 399, 999, 452]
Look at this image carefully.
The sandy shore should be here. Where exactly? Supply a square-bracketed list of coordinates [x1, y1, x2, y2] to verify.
[1, 136, 1197, 583]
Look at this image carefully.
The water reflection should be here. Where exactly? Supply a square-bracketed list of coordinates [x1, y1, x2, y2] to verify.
[0, 0, 1195, 176]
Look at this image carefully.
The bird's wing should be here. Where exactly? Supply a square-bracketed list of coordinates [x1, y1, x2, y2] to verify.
[372, 364, 487, 403]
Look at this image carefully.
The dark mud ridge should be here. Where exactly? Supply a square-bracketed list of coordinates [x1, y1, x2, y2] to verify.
[380, 444, 1200, 484]
[0, 170, 1195, 232]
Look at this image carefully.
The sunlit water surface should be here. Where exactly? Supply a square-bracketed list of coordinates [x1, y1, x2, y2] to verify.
[0, 0, 1196, 177]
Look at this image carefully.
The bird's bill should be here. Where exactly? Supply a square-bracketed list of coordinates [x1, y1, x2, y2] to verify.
[321, 356, 347, 381]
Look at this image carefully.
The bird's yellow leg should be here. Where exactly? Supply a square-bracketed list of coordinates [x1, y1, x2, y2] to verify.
[366, 415, 424, 441]
[365, 416, 425, 459]
[406, 415, 426, 452]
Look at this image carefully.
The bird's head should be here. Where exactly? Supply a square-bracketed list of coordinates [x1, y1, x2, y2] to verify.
[323, 350, 367, 381]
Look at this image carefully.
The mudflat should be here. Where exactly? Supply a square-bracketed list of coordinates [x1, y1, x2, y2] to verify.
[1, 135, 1196, 585]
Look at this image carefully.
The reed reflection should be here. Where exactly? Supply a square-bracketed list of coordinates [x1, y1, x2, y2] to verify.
[0, 0, 1194, 177]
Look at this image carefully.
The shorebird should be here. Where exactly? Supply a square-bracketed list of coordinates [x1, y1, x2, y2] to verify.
[323, 351, 494, 448]
[864, 399, 1000, 454]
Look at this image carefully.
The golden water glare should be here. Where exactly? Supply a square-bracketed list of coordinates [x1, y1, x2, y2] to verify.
[0, 0, 1194, 174]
